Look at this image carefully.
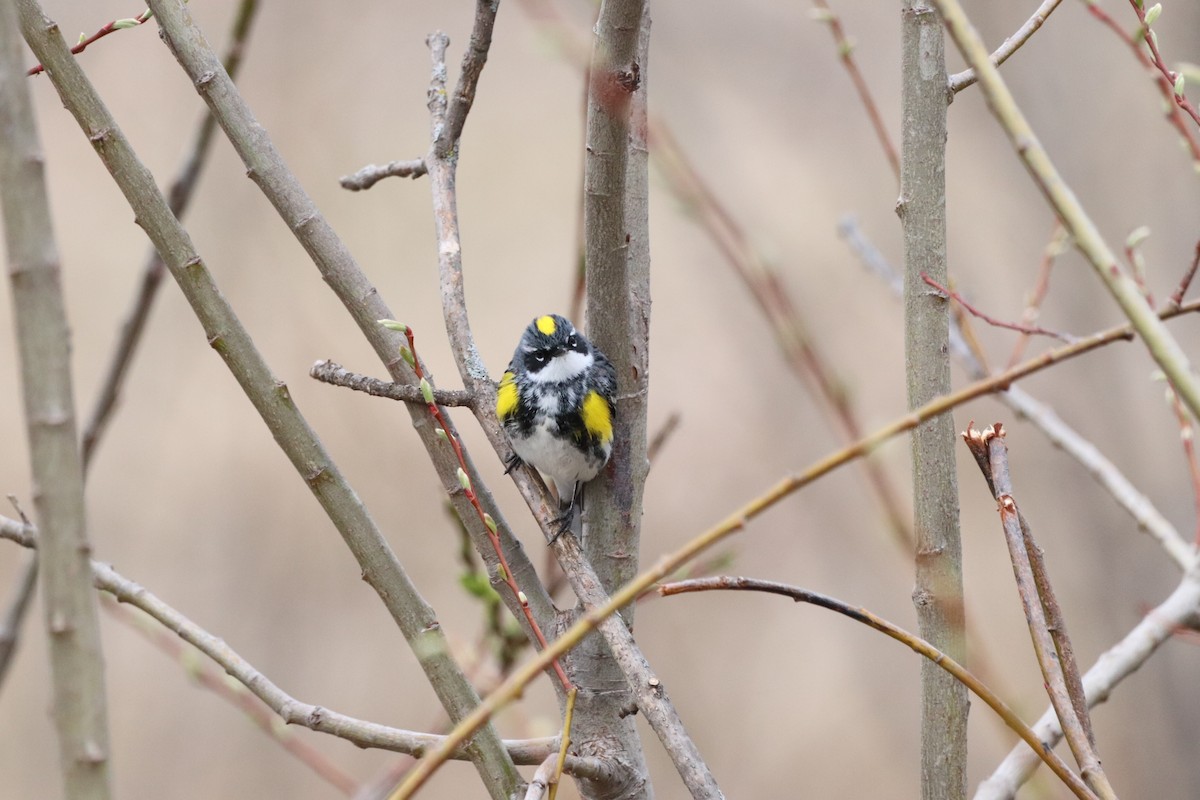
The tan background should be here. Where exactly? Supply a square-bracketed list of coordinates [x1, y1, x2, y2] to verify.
[2, 1, 1199, 797]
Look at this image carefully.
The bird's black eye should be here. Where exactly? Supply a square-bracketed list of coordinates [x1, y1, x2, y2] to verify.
[567, 335, 579, 349]
[533, 352, 547, 364]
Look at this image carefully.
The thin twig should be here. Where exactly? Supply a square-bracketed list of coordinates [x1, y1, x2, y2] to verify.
[81, 0, 260, 471]
[976, 564, 1200, 798]
[1082, 1, 1200, 165]
[646, 411, 682, 464]
[1164, 239, 1200, 313]
[26, 5, 153, 76]
[654, 123, 917, 554]
[657, 576, 1098, 800]
[921, 272, 1074, 343]
[947, 0, 1064, 93]
[0, 516, 613, 779]
[434, 0, 499, 157]
[32, 3, 524, 796]
[378, 322, 571, 692]
[1164, 386, 1200, 546]
[1006, 222, 1069, 369]
[546, 688, 577, 800]
[0, 551, 37, 687]
[101, 596, 359, 796]
[381, 290, 1200, 796]
[339, 159, 426, 191]
[519, 0, 917, 566]
[845, 219, 1196, 569]
[810, 0, 900, 182]
[309, 359, 474, 407]
[1124, 0, 1200, 128]
[934, 0, 1200, 425]
[964, 424, 1118, 800]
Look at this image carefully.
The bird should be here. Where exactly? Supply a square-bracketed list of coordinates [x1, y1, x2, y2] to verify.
[496, 314, 617, 542]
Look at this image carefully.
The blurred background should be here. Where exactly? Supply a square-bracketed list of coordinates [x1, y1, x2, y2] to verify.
[2, 1, 1199, 797]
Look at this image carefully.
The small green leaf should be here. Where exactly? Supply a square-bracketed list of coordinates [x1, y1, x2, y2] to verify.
[399, 346, 416, 367]
[1174, 73, 1186, 98]
[1144, 3, 1162, 26]
[482, 513, 498, 534]
[419, 377, 435, 405]
[112, 18, 141, 30]
[456, 467, 471, 491]
[378, 319, 408, 333]
[459, 572, 500, 602]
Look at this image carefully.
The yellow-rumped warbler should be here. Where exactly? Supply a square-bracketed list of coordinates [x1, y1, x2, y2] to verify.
[497, 314, 617, 541]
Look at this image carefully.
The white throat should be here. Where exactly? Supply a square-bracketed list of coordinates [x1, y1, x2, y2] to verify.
[527, 349, 593, 383]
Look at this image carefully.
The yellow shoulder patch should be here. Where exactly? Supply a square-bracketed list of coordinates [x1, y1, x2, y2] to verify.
[496, 372, 518, 420]
[535, 315, 557, 336]
[581, 390, 613, 444]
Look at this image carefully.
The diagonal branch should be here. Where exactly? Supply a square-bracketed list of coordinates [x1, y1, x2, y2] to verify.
[976, 562, 1200, 798]
[657, 576, 1097, 800]
[964, 425, 1118, 799]
[843, 220, 1197, 569]
[21, 2, 521, 796]
[138, 1, 556, 652]
[933, 0, 1200, 423]
[0, 514, 610, 783]
[81, 0, 260, 471]
[947, 0, 1064, 93]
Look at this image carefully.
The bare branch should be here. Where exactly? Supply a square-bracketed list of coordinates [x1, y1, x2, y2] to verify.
[81, 0, 261, 471]
[339, 159, 427, 191]
[1082, 1, 1200, 166]
[947, 0, 1064, 93]
[0, 551, 37, 689]
[811, 0, 900, 181]
[2, 3, 112, 794]
[921, 271, 1075, 342]
[658, 576, 1097, 800]
[434, 0, 499, 157]
[309, 359, 475, 407]
[25, 4, 154, 76]
[934, 0, 1200, 423]
[102, 596, 359, 796]
[26, 2, 522, 795]
[1164, 239, 1200, 313]
[843, 219, 1197, 569]
[0, 516, 611, 781]
[976, 564, 1200, 798]
[964, 425, 1117, 799]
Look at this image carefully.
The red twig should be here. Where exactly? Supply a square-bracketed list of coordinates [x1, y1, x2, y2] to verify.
[921, 272, 1074, 342]
[1126, 0, 1200, 127]
[810, 1, 900, 183]
[1165, 240, 1200, 311]
[27, 8, 153, 77]
[1007, 223, 1068, 369]
[1084, 1, 1200, 164]
[1165, 387, 1200, 546]
[389, 323, 572, 692]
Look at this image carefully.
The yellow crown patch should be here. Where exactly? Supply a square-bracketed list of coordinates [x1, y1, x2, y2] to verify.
[536, 315, 557, 336]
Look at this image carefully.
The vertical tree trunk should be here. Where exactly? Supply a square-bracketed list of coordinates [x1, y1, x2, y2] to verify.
[0, 2, 113, 796]
[899, 3, 968, 799]
[578, 1, 653, 798]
